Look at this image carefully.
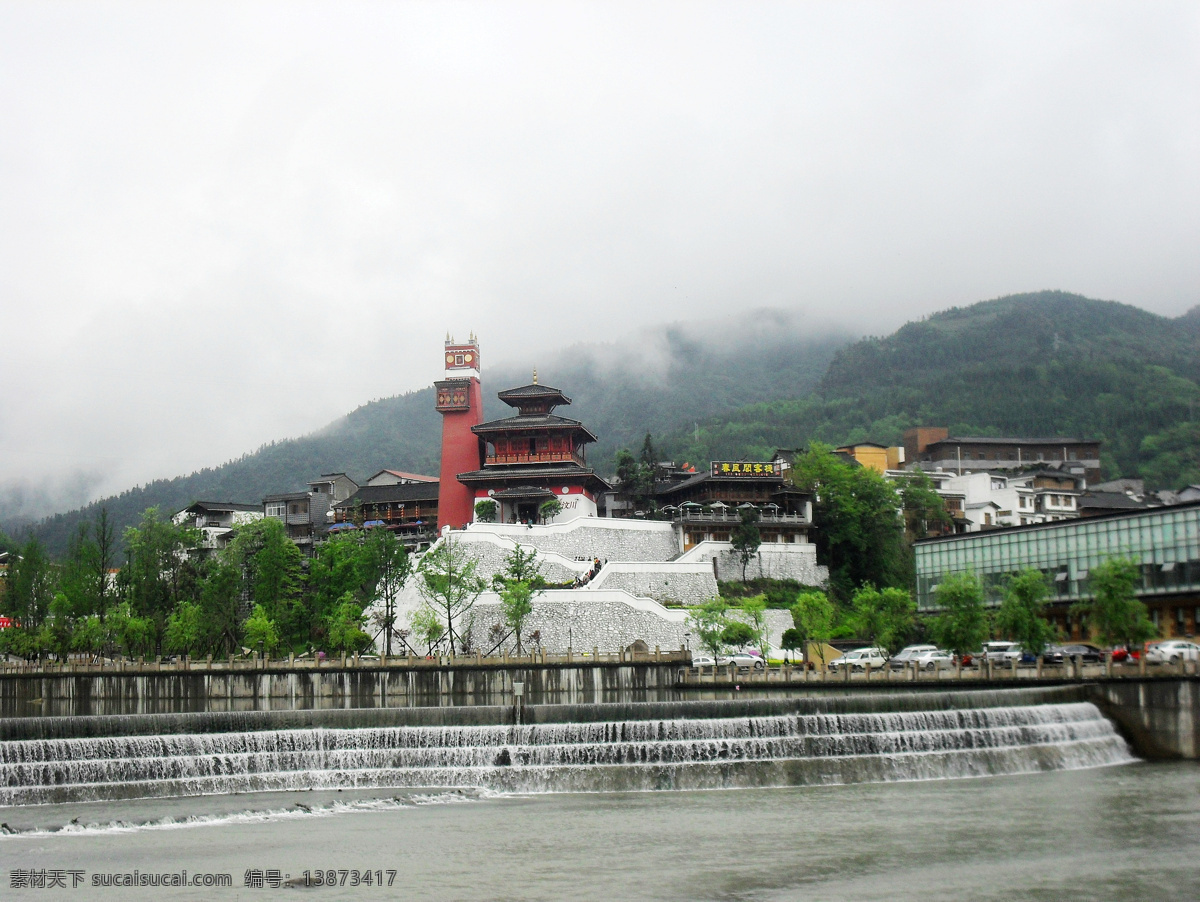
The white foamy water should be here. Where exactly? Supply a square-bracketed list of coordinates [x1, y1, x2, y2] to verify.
[0, 701, 1133, 806]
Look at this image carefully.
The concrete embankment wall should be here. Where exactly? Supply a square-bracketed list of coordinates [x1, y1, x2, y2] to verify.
[1089, 678, 1199, 760]
[0, 685, 1090, 742]
[0, 660, 683, 718]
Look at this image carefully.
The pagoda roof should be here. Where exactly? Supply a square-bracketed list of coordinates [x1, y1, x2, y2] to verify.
[473, 413, 598, 443]
[457, 463, 611, 490]
[497, 383, 571, 407]
[489, 485, 558, 501]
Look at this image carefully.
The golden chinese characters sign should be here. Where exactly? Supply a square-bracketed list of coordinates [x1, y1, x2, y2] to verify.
[710, 461, 782, 478]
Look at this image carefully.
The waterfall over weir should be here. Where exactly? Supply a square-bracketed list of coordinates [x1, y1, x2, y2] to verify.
[0, 690, 1133, 806]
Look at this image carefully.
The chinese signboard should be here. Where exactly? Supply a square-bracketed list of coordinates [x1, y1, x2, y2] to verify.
[710, 460, 782, 478]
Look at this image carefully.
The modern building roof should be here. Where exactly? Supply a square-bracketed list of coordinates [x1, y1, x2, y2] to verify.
[335, 483, 440, 509]
[915, 497, 1200, 545]
[181, 501, 262, 514]
[926, 435, 1097, 446]
[262, 492, 311, 503]
[367, 469, 438, 483]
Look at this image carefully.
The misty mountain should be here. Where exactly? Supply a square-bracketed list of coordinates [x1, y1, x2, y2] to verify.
[22, 312, 851, 555]
[656, 291, 1200, 490]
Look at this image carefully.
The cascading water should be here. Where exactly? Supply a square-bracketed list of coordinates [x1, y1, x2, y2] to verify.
[0, 696, 1133, 806]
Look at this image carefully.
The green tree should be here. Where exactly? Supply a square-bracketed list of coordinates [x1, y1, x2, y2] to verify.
[362, 528, 412, 656]
[930, 572, 990, 659]
[243, 604, 280, 657]
[2, 536, 58, 656]
[538, 498, 563, 524]
[474, 500, 497, 523]
[326, 596, 372, 654]
[780, 627, 804, 663]
[226, 518, 305, 647]
[995, 569, 1057, 657]
[848, 584, 915, 657]
[71, 614, 108, 659]
[493, 544, 546, 590]
[789, 445, 906, 597]
[500, 580, 534, 654]
[791, 590, 836, 669]
[106, 601, 154, 658]
[409, 605, 446, 655]
[417, 536, 486, 654]
[165, 600, 207, 656]
[1075, 558, 1156, 652]
[730, 508, 762, 581]
[687, 598, 730, 661]
[199, 557, 242, 656]
[721, 620, 756, 649]
[120, 507, 202, 653]
[740, 595, 770, 656]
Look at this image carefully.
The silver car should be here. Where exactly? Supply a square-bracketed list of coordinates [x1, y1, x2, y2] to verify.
[890, 644, 938, 670]
[913, 649, 956, 672]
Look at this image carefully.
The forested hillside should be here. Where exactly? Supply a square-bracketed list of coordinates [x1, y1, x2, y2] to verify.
[26, 318, 848, 555]
[22, 291, 1200, 558]
[656, 292, 1200, 489]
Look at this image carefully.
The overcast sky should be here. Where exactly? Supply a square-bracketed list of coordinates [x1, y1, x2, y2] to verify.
[1, 1, 1197, 521]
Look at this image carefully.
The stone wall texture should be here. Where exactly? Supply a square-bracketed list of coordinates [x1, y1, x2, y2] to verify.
[460, 592, 793, 656]
[587, 563, 717, 606]
[680, 541, 828, 585]
[463, 519, 679, 563]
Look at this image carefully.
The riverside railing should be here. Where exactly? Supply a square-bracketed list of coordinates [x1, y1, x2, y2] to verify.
[679, 655, 1200, 685]
[0, 647, 692, 675]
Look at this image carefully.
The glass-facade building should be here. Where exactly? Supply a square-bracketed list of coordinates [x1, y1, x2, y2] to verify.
[914, 501, 1200, 637]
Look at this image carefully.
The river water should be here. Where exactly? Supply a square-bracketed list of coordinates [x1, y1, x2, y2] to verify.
[3, 761, 1198, 901]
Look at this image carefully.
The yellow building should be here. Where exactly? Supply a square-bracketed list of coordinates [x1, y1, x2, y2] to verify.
[834, 442, 905, 474]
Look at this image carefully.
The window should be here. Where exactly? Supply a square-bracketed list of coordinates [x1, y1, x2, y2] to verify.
[266, 503, 285, 518]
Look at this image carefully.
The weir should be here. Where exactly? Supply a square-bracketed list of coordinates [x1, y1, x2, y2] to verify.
[0, 687, 1134, 806]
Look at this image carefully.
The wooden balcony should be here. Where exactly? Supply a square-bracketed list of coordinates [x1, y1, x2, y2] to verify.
[485, 451, 586, 467]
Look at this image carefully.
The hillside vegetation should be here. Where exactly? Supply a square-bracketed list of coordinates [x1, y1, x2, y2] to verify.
[22, 291, 1200, 558]
[657, 291, 1200, 490]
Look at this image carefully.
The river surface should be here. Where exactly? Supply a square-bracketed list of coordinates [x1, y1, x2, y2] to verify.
[3, 760, 1197, 901]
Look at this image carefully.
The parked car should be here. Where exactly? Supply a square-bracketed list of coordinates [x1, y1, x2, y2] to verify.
[890, 644, 938, 671]
[981, 641, 1022, 668]
[913, 649, 956, 672]
[691, 654, 717, 668]
[828, 647, 888, 672]
[1144, 640, 1200, 666]
[724, 650, 766, 671]
[1044, 644, 1104, 665]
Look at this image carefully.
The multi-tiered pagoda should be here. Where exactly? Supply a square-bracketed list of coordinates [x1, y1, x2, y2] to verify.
[457, 375, 610, 524]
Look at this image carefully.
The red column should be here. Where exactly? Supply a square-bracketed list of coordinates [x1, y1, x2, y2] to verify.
[437, 377, 483, 530]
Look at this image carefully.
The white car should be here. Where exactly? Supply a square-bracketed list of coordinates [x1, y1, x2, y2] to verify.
[827, 647, 888, 672]
[723, 650, 766, 671]
[691, 653, 718, 668]
[982, 641, 1023, 668]
[913, 649, 956, 672]
[890, 644, 938, 670]
[1144, 640, 1200, 665]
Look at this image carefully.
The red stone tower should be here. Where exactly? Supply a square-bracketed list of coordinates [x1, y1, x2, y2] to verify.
[435, 334, 484, 530]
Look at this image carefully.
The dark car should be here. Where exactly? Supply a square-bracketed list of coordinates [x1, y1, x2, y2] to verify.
[1044, 644, 1103, 665]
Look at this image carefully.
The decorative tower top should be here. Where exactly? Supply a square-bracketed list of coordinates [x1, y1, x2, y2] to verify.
[442, 335, 481, 381]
